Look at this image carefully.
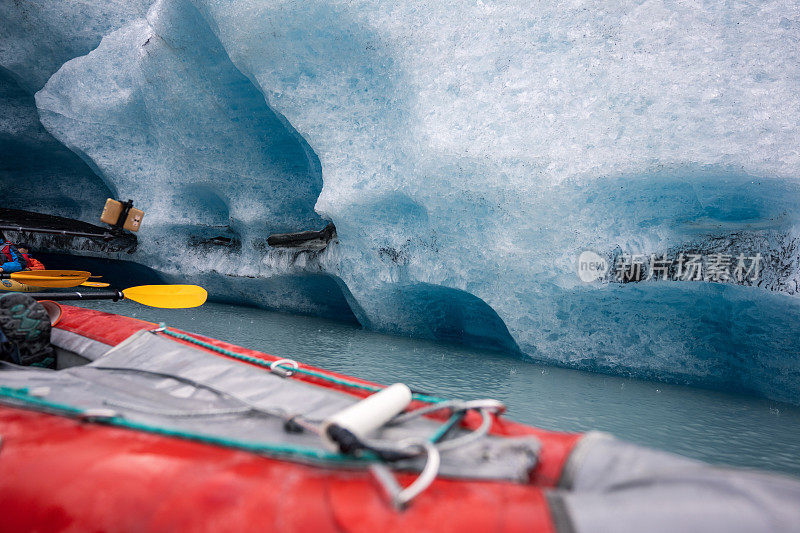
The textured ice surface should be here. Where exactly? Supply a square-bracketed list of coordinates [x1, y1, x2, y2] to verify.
[6, 0, 800, 401]
[0, 68, 112, 220]
[0, 0, 151, 218]
[0, 0, 151, 92]
[35, 0, 327, 280]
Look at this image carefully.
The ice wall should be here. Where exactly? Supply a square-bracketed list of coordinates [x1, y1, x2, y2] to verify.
[35, 0, 327, 276]
[0, 0, 153, 222]
[185, 0, 800, 401]
[6, 0, 800, 402]
[0, 67, 113, 220]
[0, 0, 152, 92]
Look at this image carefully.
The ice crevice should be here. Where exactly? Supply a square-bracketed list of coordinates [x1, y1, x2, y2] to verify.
[0, 66, 114, 220]
[31, 0, 352, 313]
[2, 0, 800, 403]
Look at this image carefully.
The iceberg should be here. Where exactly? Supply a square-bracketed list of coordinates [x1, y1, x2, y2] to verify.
[0, 0, 151, 218]
[4, 0, 800, 402]
[0, 0, 151, 92]
[0, 68, 113, 221]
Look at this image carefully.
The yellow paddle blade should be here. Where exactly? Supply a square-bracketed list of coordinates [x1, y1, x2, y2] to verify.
[121, 285, 208, 308]
[10, 270, 91, 288]
[81, 281, 111, 287]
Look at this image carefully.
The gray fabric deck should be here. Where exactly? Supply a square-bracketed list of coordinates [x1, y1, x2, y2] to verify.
[0, 329, 540, 481]
[551, 432, 800, 532]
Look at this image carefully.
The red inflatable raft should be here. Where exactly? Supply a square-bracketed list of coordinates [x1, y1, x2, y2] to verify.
[0, 305, 798, 533]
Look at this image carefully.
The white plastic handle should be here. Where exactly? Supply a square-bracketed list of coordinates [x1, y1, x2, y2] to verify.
[321, 383, 412, 452]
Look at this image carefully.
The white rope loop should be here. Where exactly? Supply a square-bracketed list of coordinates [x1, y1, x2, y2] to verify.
[270, 359, 299, 377]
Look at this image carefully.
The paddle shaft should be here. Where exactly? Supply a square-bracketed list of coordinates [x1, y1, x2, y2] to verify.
[20, 284, 207, 308]
[0, 223, 117, 241]
[24, 290, 124, 302]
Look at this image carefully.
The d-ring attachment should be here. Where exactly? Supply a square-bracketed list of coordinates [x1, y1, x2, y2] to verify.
[270, 359, 299, 378]
[370, 439, 441, 509]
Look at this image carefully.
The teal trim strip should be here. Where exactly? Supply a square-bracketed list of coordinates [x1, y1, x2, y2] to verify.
[0, 324, 452, 465]
[158, 325, 446, 404]
[429, 412, 465, 443]
[0, 386, 365, 465]
[0, 386, 84, 416]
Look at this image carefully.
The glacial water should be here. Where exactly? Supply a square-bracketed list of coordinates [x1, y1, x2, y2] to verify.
[76, 300, 800, 479]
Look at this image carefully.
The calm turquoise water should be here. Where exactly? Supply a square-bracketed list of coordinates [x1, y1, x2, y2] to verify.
[78, 300, 800, 478]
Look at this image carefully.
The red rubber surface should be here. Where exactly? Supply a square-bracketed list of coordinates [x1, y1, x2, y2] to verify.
[0, 305, 582, 532]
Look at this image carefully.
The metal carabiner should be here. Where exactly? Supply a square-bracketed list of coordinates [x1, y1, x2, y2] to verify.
[370, 439, 441, 510]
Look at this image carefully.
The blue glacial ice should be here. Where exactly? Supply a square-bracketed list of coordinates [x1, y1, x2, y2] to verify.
[3, 0, 800, 402]
[0, 0, 151, 92]
[0, 68, 113, 220]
